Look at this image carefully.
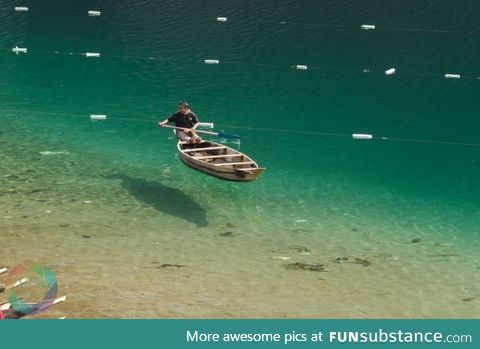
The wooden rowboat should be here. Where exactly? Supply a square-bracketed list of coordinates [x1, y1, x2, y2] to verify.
[177, 140, 265, 182]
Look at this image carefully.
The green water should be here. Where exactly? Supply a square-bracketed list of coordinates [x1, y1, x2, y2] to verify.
[1, 0, 479, 318]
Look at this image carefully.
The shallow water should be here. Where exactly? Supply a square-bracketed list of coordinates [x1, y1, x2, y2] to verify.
[1, 0, 479, 318]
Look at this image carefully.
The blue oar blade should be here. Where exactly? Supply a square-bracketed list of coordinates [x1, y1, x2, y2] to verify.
[217, 131, 241, 139]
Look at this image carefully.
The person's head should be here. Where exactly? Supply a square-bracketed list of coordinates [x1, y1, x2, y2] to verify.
[178, 101, 189, 113]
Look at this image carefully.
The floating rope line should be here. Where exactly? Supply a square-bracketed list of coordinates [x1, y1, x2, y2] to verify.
[221, 125, 480, 148]
[264, 19, 480, 36]
[378, 136, 480, 148]
[8, 49, 163, 62]
[2, 108, 478, 148]
[5, 47, 478, 81]
[5, 7, 480, 80]
[381, 26, 480, 36]
[7, 5, 480, 36]
[9, 6, 102, 16]
[222, 125, 351, 139]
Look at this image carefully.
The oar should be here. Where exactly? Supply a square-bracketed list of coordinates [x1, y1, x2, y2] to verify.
[5, 278, 28, 290]
[160, 124, 240, 140]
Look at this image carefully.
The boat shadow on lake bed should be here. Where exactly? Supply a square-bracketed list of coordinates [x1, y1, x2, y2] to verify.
[105, 174, 208, 228]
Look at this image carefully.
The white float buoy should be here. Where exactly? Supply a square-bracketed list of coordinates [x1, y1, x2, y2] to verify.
[90, 114, 107, 121]
[88, 10, 101, 17]
[216, 17, 227, 22]
[204, 59, 220, 64]
[361, 24, 376, 30]
[296, 65, 308, 70]
[385, 68, 396, 75]
[352, 134, 373, 140]
[85, 52, 100, 58]
[12, 46, 27, 55]
[14, 6, 29, 12]
[445, 74, 461, 79]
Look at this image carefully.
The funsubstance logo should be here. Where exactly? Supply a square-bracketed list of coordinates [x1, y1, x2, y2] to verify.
[5, 261, 58, 316]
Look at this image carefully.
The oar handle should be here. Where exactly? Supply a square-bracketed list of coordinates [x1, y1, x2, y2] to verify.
[160, 124, 240, 139]
[160, 124, 218, 136]
[196, 122, 214, 129]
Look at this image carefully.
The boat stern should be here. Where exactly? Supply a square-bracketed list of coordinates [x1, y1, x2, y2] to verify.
[235, 167, 265, 181]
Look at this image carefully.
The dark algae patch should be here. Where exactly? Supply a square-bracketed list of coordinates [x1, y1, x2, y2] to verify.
[284, 263, 327, 272]
[332, 257, 372, 266]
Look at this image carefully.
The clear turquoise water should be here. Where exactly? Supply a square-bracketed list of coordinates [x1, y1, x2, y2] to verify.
[1, 0, 479, 318]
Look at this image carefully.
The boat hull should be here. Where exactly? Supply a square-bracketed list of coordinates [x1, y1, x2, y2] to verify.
[177, 141, 264, 182]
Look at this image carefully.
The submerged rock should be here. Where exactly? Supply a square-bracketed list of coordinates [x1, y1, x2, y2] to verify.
[435, 242, 456, 248]
[332, 257, 372, 266]
[353, 258, 372, 266]
[160, 264, 184, 268]
[284, 262, 327, 272]
[291, 228, 310, 233]
[218, 231, 234, 238]
[288, 245, 310, 253]
[384, 255, 400, 261]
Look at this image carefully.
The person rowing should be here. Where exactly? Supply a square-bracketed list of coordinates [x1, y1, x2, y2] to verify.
[158, 101, 202, 144]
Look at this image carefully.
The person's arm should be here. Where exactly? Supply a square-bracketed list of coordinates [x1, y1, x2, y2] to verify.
[191, 113, 200, 129]
[159, 113, 176, 127]
[158, 118, 170, 127]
